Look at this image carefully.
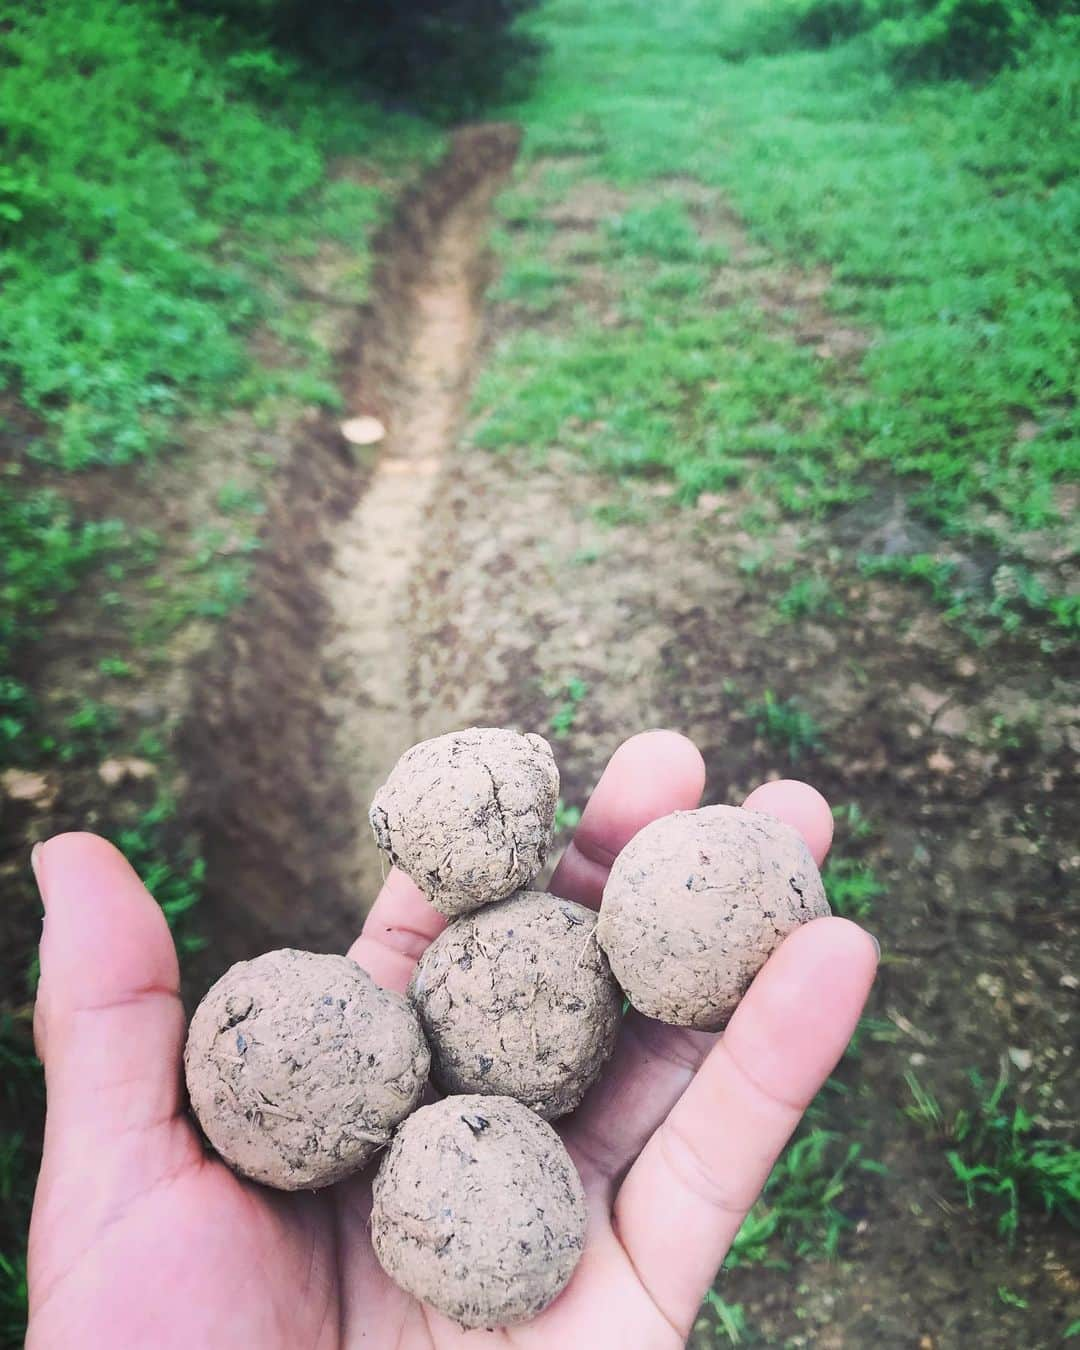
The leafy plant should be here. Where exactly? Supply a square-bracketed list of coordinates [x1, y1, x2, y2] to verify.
[493, 258, 567, 312]
[0, 0, 428, 479]
[553, 798, 582, 832]
[0, 488, 126, 655]
[605, 202, 705, 263]
[776, 574, 844, 621]
[98, 656, 134, 678]
[59, 699, 120, 763]
[822, 857, 884, 919]
[997, 1285, 1028, 1309]
[748, 690, 824, 759]
[0, 1016, 40, 1350]
[728, 1127, 885, 1265]
[113, 795, 207, 954]
[832, 801, 874, 840]
[904, 1067, 1080, 1241]
[946, 1070, 1080, 1242]
[0, 1248, 28, 1350]
[550, 677, 589, 737]
[702, 1290, 750, 1344]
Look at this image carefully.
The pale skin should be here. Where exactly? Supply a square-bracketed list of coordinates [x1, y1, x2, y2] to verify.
[27, 730, 878, 1348]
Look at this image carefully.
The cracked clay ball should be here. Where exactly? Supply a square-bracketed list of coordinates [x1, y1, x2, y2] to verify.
[369, 727, 559, 917]
[371, 1095, 587, 1328]
[597, 804, 830, 1030]
[184, 948, 430, 1190]
[408, 889, 622, 1119]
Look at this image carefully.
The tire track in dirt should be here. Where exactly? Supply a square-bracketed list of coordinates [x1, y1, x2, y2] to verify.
[181, 125, 519, 975]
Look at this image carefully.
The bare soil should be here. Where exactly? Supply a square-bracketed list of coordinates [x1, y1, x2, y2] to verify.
[179, 125, 521, 970]
[3, 127, 1077, 1347]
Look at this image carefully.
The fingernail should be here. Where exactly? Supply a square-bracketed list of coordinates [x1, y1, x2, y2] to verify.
[868, 932, 881, 962]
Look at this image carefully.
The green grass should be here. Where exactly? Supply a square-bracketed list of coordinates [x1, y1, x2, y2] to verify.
[775, 574, 845, 622]
[473, 300, 842, 507]
[0, 1, 431, 472]
[0, 0, 437, 766]
[905, 1067, 1080, 1242]
[748, 690, 824, 759]
[553, 798, 583, 832]
[822, 856, 884, 920]
[476, 0, 1079, 632]
[701, 1290, 751, 1345]
[727, 1126, 885, 1266]
[549, 676, 589, 737]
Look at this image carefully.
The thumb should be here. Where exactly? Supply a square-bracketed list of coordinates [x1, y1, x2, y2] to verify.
[33, 832, 187, 1135]
[30, 834, 197, 1286]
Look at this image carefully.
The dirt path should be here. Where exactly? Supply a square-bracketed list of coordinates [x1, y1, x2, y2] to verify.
[182, 126, 520, 972]
[322, 147, 515, 910]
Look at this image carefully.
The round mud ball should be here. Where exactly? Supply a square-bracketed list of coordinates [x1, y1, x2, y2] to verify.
[597, 804, 831, 1031]
[369, 727, 560, 917]
[408, 890, 622, 1120]
[371, 1095, 587, 1328]
[184, 948, 430, 1190]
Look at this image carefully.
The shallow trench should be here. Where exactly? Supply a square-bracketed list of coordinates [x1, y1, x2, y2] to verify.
[179, 124, 520, 977]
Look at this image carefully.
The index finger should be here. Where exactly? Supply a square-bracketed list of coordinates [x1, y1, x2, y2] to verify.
[549, 729, 706, 908]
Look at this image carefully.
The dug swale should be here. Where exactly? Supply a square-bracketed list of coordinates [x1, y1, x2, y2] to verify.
[409, 889, 622, 1119]
[369, 727, 559, 917]
[184, 949, 430, 1189]
[597, 804, 831, 1030]
[370, 1095, 587, 1328]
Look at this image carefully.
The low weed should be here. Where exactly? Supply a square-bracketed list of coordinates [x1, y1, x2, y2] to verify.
[113, 794, 207, 955]
[98, 656, 134, 679]
[604, 201, 707, 264]
[832, 801, 874, 840]
[0, 1249, 27, 1350]
[905, 1067, 1080, 1241]
[492, 258, 567, 311]
[728, 1127, 885, 1266]
[550, 677, 589, 737]
[997, 1285, 1029, 1310]
[0, 0, 427, 472]
[701, 1290, 751, 1345]
[0, 1018, 41, 1349]
[775, 574, 844, 621]
[553, 798, 582, 832]
[821, 857, 884, 920]
[748, 690, 823, 759]
[60, 699, 121, 763]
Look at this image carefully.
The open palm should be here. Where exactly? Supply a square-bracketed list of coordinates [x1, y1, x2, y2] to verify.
[27, 731, 877, 1349]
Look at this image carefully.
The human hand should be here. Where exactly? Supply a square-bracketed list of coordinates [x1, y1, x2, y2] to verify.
[27, 730, 877, 1348]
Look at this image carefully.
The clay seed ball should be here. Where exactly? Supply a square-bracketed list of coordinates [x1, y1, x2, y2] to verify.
[184, 948, 430, 1190]
[408, 889, 621, 1119]
[369, 727, 559, 917]
[371, 1095, 586, 1328]
[597, 805, 830, 1030]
